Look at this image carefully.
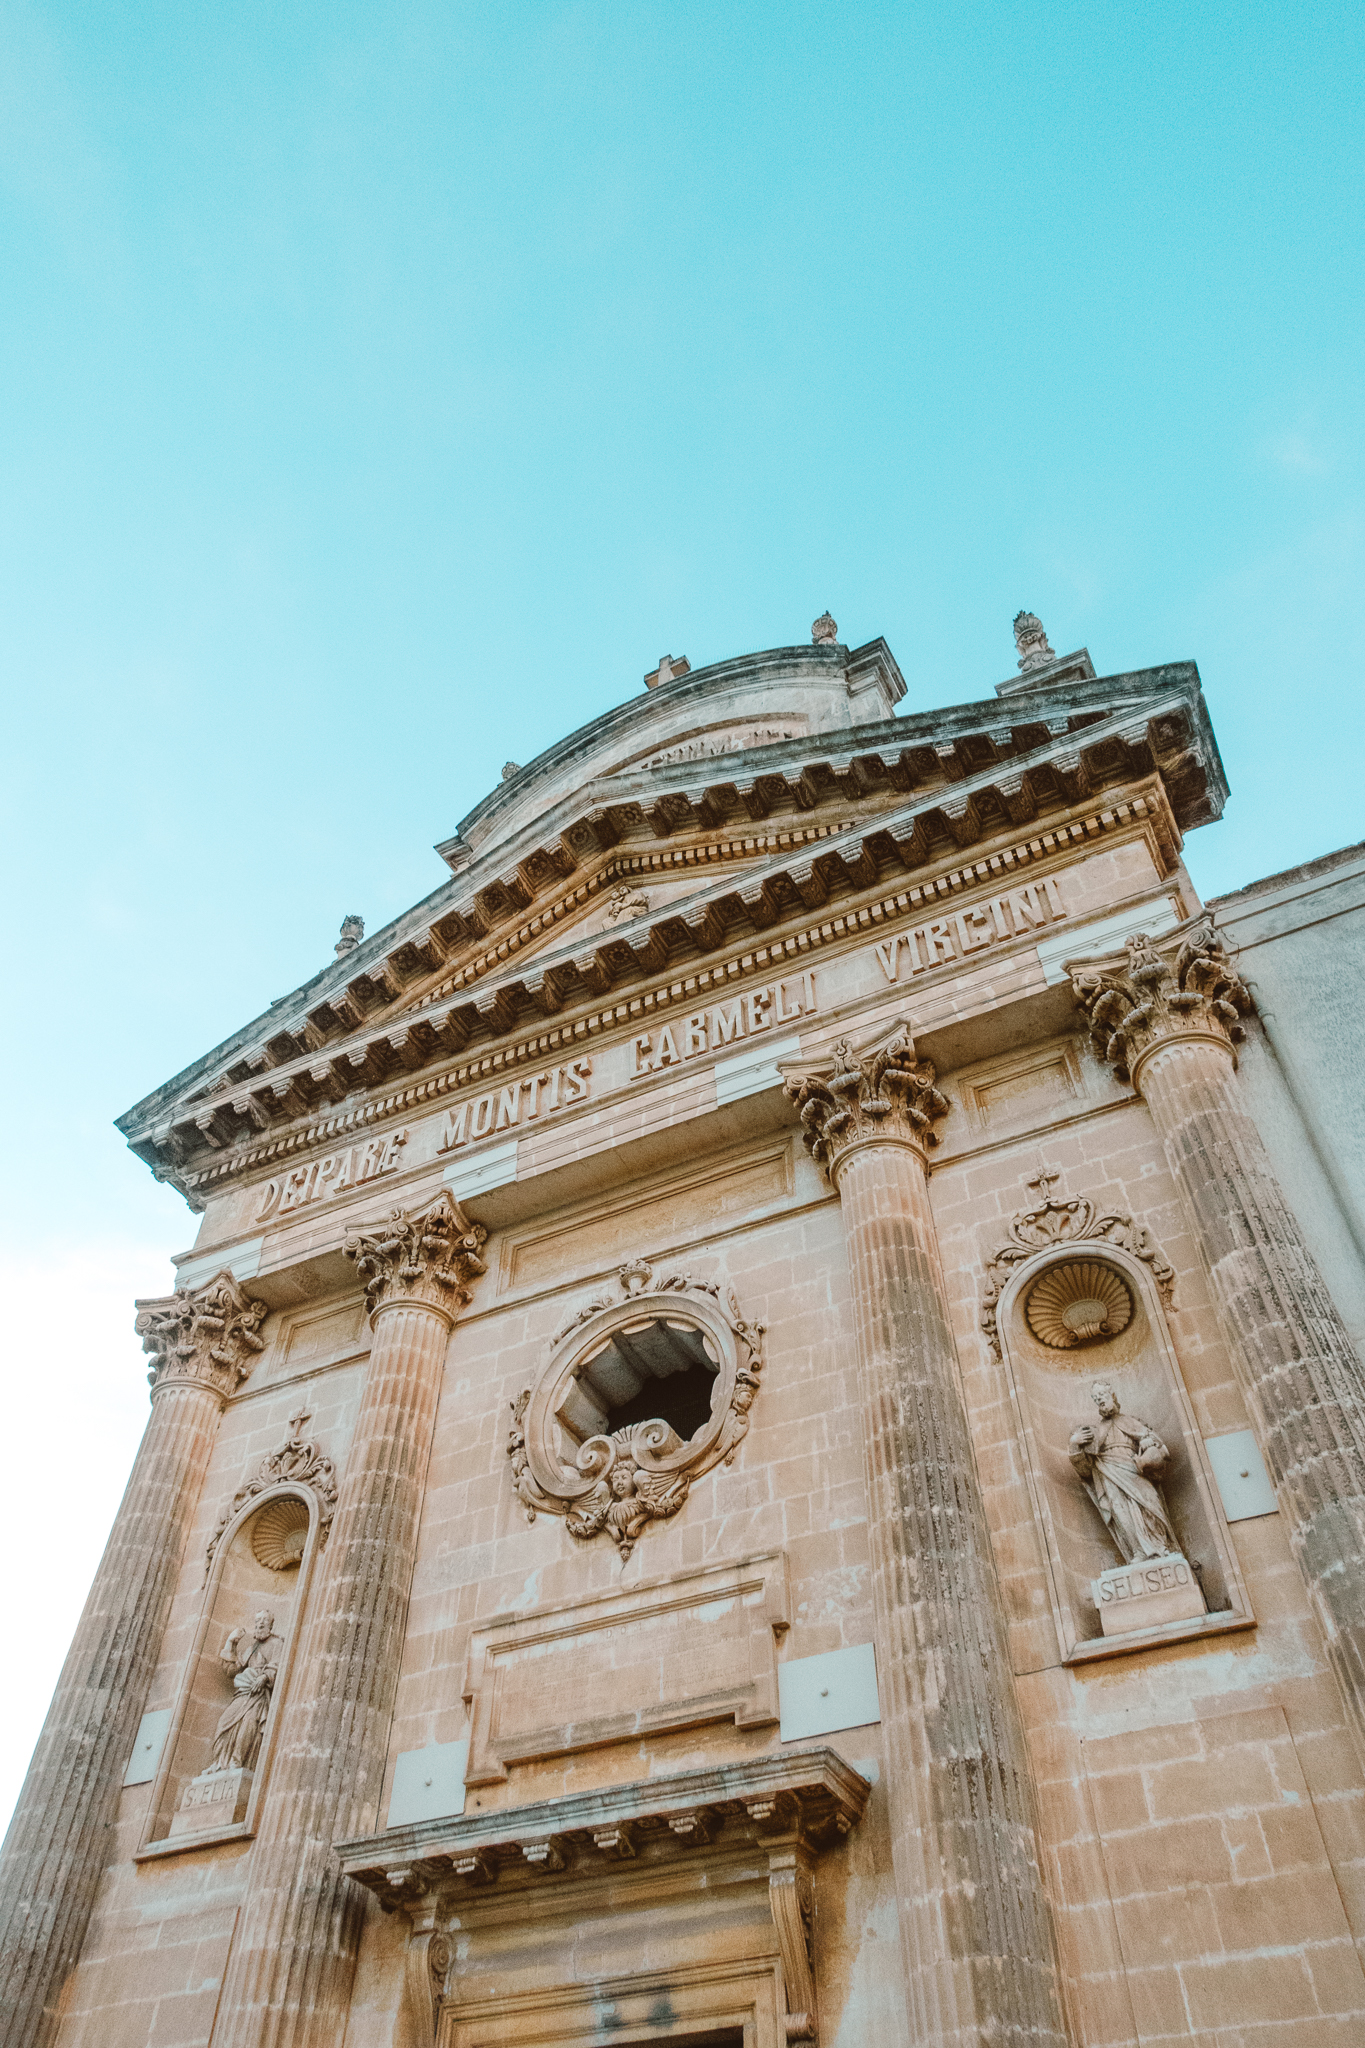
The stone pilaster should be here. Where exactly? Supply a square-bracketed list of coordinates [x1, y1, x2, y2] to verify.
[0, 1274, 268, 2048]
[209, 1190, 487, 2048]
[1074, 919, 1365, 1757]
[786, 1026, 1066, 2048]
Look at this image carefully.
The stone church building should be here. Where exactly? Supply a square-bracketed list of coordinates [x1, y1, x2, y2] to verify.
[3, 612, 1365, 2048]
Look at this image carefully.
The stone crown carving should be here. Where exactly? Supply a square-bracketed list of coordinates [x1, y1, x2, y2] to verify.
[784, 1020, 949, 1180]
[507, 1262, 765, 1561]
[205, 1411, 339, 1575]
[981, 1168, 1174, 1357]
[1071, 917, 1252, 1085]
[344, 1189, 487, 1320]
[134, 1270, 269, 1399]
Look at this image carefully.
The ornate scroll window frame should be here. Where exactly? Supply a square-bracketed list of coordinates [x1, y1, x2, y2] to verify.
[986, 1227, 1255, 1664]
[507, 1261, 765, 1561]
[134, 1441, 333, 1860]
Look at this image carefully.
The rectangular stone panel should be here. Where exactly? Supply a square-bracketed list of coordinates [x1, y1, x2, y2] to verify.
[500, 1141, 793, 1294]
[462, 1552, 790, 1784]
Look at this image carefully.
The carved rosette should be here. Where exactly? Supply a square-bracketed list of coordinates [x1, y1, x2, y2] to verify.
[134, 1271, 269, 1401]
[783, 1020, 949, 1182]
[507, 1262, 765, 1561]
[981, 1167, 1174, 1357]
[204, 1420, 340, 1574]
[344, 1189, 488, 1322]
[1070, 917, 1252, 1087]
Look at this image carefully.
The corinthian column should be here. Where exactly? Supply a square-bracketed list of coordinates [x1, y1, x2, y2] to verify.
[786, 1028, 1066, 2048]
[210, 1190, 486, 2048]
[0, 1274, 269, 2048]
[1074, 920, 1365, 1756]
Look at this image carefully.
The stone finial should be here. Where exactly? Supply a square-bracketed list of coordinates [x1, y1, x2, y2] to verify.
[644, 654, 691, 690]
[344, 1189, 488, 1321]
[1070, 918, 1252, 1088]
[501, 762, 521, 782]
[811, 611, 838, 645]
[134, 1271, 270, 1399]
[1013, 610, 1057, 672]
[334, 915, 364, 957]
[783, 1020, 949, 1181]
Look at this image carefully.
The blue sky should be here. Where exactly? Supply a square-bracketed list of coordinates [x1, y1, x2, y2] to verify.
[2, 1, 1361, 1823]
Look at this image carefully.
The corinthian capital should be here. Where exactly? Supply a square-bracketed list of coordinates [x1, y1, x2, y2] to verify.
[1071, 917, 1252, 1087]
[135, 1271, 270, 1400]
[783, 1019, 950, 1182]
[344, 1189, 488, 1322]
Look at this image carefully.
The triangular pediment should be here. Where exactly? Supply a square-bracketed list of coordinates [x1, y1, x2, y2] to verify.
[118, 653, 1226, 1196]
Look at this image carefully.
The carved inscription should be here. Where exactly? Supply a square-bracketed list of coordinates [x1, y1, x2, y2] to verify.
[437, 1059, 592, 1152]
[873, 879, 1064, 982]
[633, 972, 816, 1075]
[257, 1131, 408, 1220]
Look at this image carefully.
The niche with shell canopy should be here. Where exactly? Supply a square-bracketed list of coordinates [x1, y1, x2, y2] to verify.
[135, 1419, 336, 1857]
[983, 1176, 1254, 1662]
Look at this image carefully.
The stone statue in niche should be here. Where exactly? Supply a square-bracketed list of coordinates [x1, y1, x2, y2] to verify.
[1069, 1382, 1177, 1562]
[1069, 1382, 1206, 1637]
[169, 1609, 285, 1836]
[210, 1610, 284, 1772]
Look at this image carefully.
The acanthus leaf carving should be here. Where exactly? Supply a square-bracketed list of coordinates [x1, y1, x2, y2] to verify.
[783, 1019, 949, 1181]
[205, 1405, 340, 1575]
[1070, 917, 1252, 1086]
[344, 1189, 487, 1320]
[980, 1166, 1175, 1358]
[507, 1261, 765, 1562]
[135, 1269, 269, 1400]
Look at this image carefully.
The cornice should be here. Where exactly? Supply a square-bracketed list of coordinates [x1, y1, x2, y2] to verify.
[119, 662, 1218, 1192]
[170, 779, 1177, 1204]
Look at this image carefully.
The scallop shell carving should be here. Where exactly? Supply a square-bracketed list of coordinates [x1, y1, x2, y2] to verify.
[1025, 1261, 1134, 1349]
[249, 1496, 309, 1571]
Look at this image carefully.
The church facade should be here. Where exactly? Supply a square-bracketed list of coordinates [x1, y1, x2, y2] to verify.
[3, 614, 1365, 2048]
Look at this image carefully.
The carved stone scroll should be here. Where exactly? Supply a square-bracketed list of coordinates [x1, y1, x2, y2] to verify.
[769, 1851, 818, 2041]
[135, 1269, 269, 1398]
[507, 1261, 765, 1561]
[402, 1929, 451, 2045]
[783, 1018, 949, 1181]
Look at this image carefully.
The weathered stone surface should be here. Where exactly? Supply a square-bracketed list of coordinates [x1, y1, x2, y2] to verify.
[0, 1273, 267, 2048]
[786, 1025, 1067, 2048]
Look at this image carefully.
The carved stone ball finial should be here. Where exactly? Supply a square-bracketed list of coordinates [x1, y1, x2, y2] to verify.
[1013, 610, 1057, 672]
[134, 1270, 270, 1400]
[344, 1188, 488, 1322]
[334, 915, 364, 957]
[783, 1019, 950, 1182]
[811, 611, 838, 645]
[501, 762, 521, 782]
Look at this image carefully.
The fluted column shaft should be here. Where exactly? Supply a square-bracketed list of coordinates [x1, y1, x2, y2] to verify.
[0, 1266, 269, 2048]
[1138, 1034, 1365, 1751]
[838, 1138, 1066, 2048]
[211, 1192, 485, 2048]
[1073, 919, 1365, 1761]
[787, 1025, 1065, 2048]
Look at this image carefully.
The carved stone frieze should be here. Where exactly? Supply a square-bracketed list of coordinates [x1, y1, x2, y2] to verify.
[783, 1020, 949, 1182]
[1071, 917, 1252, 1086]
[134, 1270, 269, 1400]
[507, 1262, 765, 1561]
[344, 1189, 487, 1321]
[205, 1406, 339, 1575]
[981, 1167, 1175, 1357]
